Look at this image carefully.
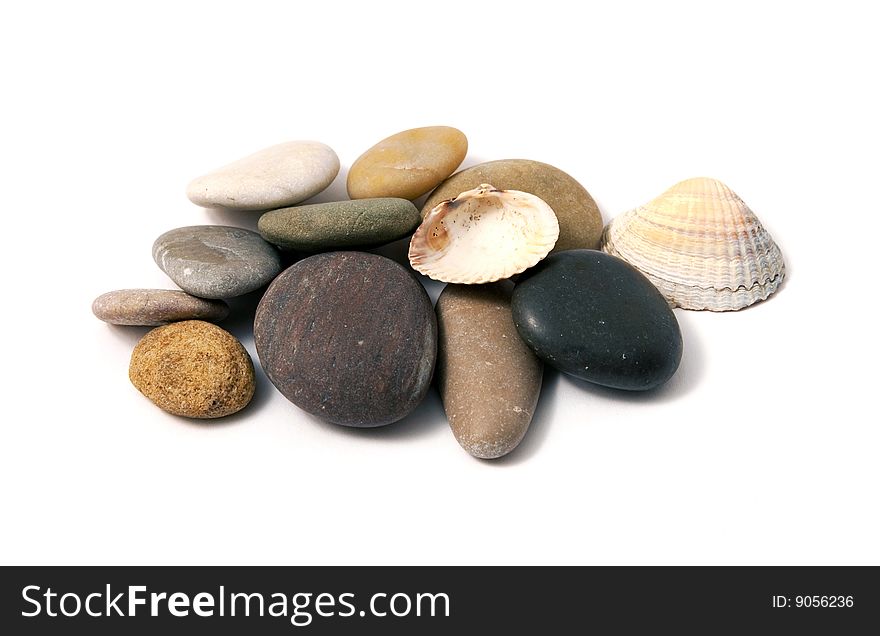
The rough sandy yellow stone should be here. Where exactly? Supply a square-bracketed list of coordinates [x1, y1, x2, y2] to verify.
[129, 320, 255, 419]
[347, 126, 467, 200]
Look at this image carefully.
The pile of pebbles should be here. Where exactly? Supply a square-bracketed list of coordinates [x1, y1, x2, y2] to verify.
[94, 126, 783, 459]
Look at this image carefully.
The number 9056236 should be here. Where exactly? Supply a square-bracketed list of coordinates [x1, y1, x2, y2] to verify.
[795, 595, 854, 608]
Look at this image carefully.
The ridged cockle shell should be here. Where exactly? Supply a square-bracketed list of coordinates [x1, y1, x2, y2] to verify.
[600, 177, 785, 311]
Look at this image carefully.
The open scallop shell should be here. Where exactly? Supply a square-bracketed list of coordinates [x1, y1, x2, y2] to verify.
[408, 184, 559, 284]
[601, 177, 785, 311]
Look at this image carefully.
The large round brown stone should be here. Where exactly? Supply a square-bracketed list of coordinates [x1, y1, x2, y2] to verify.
[129, 320, 255, 418]
[422, 159, 603, 252]
[254, 251, 437, 427]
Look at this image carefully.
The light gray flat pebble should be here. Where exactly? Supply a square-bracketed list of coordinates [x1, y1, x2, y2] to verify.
[92, 289, 229, 326]
[186, 141, 340, 211]
[153, 226, 281, 299]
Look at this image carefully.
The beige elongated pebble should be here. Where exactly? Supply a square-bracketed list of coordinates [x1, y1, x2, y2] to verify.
[186, 141, 340, 211]
[436, 282, 543, 459]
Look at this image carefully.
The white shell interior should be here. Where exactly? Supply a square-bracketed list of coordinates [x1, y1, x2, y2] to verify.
[408, 184, 559, 284]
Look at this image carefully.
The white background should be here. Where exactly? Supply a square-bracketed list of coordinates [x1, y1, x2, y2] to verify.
[2, 1, 878, 565]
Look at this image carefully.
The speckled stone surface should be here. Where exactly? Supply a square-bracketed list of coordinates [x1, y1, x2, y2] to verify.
[153, 225, 281, 299]
[436, 282, 543, 459]
[512, 250, 682, 391]
[129, 320, 255, 418]
[423, 159, 603, 252]
[186, 141, 340, 211]
[258, 198, 420, 251]
[347, 126, 467, 200]
[92, 289, 229, 326]
[254, 251, 437, 427]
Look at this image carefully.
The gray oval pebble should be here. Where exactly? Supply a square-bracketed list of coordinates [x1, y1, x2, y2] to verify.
[153, 226, 281, 299]
[258, 198, 420, 251]
[92, 289, 229, 326]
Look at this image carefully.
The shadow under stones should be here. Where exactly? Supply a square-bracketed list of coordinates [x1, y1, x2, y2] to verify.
[296, 166, 351, 207]
[302, 385, 447, 442]
[220, 287, 269, 343]
[368, 235, 412, 268]
[106, 323, 152, 349]
[202, 207, 261, 232]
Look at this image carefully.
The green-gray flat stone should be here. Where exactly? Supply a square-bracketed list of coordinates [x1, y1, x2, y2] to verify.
[258, 198, 420, 251]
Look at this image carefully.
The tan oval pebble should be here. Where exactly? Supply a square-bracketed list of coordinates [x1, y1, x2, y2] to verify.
[92, 289, 229, 326]
[347, 126, 467, 200]
[129, 320, 255, 419]
[423, 159, 603, 252]
[436, 282, 543, 459]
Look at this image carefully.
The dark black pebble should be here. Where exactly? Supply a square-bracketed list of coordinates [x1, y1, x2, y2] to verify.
[511, 249, 682, 391]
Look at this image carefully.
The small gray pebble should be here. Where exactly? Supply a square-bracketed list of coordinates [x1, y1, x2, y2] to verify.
[153, 225, 281, 299]
[92, 289, 229, 326]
